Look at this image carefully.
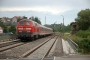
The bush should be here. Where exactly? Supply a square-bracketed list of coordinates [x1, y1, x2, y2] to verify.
[68, 35, 90, 54]
[75, 30, 90, 38]
[65, 28, 90, 54]
[77, 38, 90, 54]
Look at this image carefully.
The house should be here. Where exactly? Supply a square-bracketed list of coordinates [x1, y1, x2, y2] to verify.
[11, 17, 17, 26]
[12, 17, 17, 23]
[11, 16, 23, 25]
[0, 26, 3, 33]
[4, 18, 12, 26]
[0, 17, 6, 23]
[14, 16, 23, 22]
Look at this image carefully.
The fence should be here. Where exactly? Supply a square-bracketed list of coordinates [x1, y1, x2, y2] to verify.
[67, 38, 78, 53]
[0, 33, 16, 40]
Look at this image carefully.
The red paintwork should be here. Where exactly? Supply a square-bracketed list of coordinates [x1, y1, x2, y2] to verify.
[16, 19, 53, 37]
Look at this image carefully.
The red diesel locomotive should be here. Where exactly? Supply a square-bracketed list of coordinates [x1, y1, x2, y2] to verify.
[16, 19, 53, 41]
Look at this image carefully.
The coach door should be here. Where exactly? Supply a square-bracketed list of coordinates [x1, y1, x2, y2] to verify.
[34, 22, 38, 34]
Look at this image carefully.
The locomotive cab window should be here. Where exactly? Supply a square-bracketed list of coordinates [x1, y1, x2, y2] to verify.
[19, 21, 24, 25]
[32, 21, 36, 26]
[26, 21, 30, 25]
[34, 22, 38, 26]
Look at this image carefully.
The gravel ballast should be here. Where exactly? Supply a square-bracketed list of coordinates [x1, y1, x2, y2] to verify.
[48, 37, 64, 57]
[0, 36, 52, 59]
[27, 37, 57, 58]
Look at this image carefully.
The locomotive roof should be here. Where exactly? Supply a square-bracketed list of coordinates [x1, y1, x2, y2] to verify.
[40, 25, 53, 30]
[20, 19, 32, 21]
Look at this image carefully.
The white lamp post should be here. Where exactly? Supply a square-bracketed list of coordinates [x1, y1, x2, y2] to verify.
[61, 15, 64, 36]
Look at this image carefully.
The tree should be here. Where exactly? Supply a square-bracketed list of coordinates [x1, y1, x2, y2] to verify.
[34, 17, 41, 24]
[9, 25, 16, 34]
[0, 20, 8, 33]
[29, 16, 35, 21]
[75, 9, 90, 30]
[64, 24, 70, 32]
[29, 16, 41, 24]
[3, 26, 8, 33]
[45, 24, 70, 32]
[0, 20, 4, 27]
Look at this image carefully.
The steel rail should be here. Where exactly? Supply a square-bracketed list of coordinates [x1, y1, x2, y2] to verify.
[21, 36, 55, 58]
[0, 42, 27, 52]
[41, 36, 58, 60]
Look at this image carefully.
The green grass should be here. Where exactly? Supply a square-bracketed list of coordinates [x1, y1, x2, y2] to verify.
[63, 33, 90, 54]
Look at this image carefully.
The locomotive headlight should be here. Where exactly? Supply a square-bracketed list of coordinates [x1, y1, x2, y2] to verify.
[18, 28, 23, 30]
[26, 28, 31, 30]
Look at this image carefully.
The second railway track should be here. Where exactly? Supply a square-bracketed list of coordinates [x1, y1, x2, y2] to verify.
[0, 40, 27, 52]
[21, 35, 59, 59]
[0, 39, 20, 48]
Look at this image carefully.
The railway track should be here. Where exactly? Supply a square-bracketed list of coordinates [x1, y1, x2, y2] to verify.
[0, 35, 54, 59]
[0, 39, 20, 48]
[0, 39, 27, 52]
[0, 35, 52, 49]
[21, 35, 59, 59]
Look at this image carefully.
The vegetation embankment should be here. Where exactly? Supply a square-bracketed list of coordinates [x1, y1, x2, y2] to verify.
[75, 29, 90, 54]
[66, 30, 90, 54]
[66, 9, 90, 54]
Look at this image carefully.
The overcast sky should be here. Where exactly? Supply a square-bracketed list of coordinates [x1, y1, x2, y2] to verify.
[0, 0, 90, 25]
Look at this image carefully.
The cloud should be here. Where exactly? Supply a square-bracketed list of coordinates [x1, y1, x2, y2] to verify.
[0, 0, 90, 15]
[0, 6, 72, 15]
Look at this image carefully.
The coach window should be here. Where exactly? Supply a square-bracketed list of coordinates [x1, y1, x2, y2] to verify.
[40, 27, 43, 30]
